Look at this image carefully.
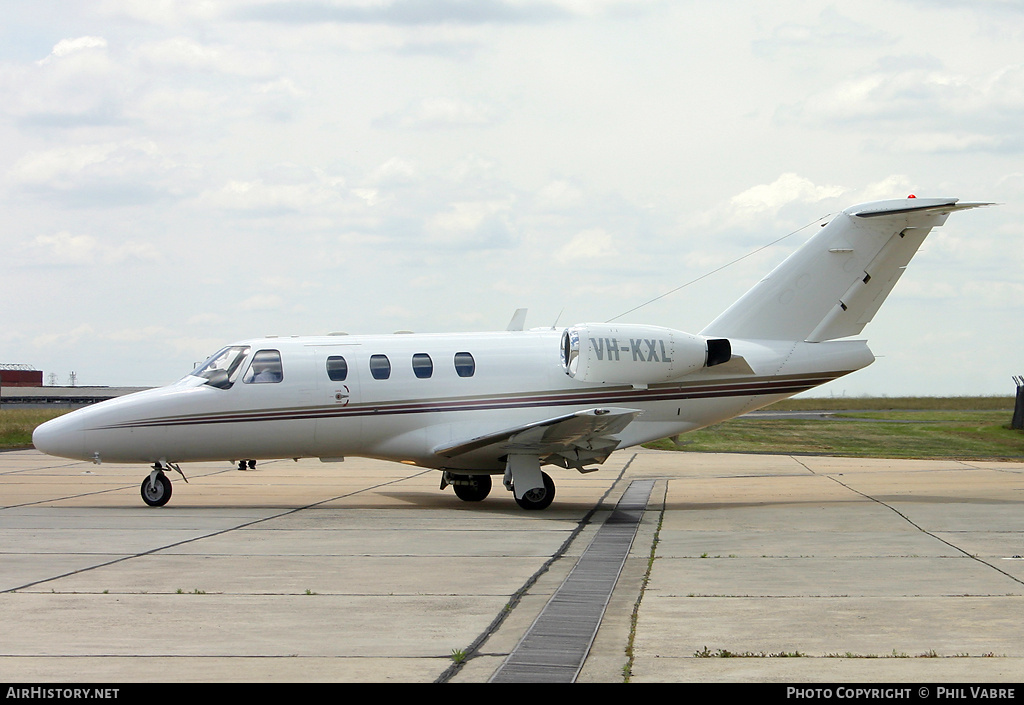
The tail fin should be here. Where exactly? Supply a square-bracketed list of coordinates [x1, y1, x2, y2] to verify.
[701, 198, 989, 342]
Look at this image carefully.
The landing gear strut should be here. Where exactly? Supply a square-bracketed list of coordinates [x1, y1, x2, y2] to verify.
[504, 454, 556, 510]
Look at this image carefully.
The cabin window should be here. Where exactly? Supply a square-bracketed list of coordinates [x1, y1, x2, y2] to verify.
[454, 352, 475, 378]
[191, 345, 251, 389]
[412, 353, 433, 379]
[369, 354, 391, 380]
[243, 350, 284, 384]
[326, 356, 348, 381]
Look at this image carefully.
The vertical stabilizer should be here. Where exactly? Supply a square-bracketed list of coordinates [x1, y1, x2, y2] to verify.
[701, 198, 988, 342]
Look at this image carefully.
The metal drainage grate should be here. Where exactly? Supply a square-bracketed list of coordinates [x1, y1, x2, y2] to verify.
[489, 479, 655, 683]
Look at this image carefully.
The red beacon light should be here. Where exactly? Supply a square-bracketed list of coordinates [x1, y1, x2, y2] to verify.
[907, 194, 916, 198]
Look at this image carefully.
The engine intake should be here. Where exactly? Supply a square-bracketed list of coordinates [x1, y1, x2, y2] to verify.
[560, 323, 730, 385]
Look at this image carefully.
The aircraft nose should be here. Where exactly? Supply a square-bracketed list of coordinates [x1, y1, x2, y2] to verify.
[32, 413, 87, 461]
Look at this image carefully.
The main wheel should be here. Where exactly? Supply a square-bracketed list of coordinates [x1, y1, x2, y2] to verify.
[514, 472, 555, 510]
[141, 472, 172, 507]
[453, 474, 492, 502]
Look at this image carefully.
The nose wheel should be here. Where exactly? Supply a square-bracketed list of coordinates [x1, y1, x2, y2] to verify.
[141, 471, 172, 507]
[140, 461, 186, 507]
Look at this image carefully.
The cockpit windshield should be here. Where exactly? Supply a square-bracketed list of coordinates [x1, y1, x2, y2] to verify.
[189, 346, 251, 389]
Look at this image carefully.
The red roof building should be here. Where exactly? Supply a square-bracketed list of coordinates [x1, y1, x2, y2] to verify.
[0, 364, 43, 387]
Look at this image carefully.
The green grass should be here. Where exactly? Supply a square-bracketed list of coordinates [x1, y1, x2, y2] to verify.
[0, 409, 68, 449]
[768, 395, 1015, 411]
[646, 399, 1024, 460]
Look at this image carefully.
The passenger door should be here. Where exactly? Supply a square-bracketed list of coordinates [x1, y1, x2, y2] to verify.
[313, 345, 363, 456]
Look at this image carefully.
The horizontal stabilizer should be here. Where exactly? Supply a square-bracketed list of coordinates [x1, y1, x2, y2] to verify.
[849, 199, 992, 218]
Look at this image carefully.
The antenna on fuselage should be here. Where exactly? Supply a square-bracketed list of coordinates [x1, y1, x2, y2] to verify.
[605, 213, 832, 323]
[550, 308, 563, 330]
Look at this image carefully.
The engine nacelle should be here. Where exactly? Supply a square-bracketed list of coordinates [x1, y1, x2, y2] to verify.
[560, 323, 731, 385]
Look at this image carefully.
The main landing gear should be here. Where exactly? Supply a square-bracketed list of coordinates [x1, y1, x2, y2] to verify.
[141, 461, 187, 507]
[441, 462, 556, 510]
[513, 471, 555, 511]
[454, 474, 492, 502]
[505, 454, 555, 510]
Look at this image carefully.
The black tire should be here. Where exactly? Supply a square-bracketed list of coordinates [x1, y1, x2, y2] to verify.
[514, 472, 555, 510]
[141, 472, 172, 507]
[453, 474, 492, 502]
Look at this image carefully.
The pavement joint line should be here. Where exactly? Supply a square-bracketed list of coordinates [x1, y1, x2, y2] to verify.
[623, 479, 666, 681]
[436, 453, 639, 683]
[0, 457, 297, 509]
[487, 476, 654, 683]
[2, 468, 435, 593]
[822, 469, 1024, 588]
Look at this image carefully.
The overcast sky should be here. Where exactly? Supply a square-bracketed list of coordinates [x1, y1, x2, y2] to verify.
[3, 0, 1022, 397]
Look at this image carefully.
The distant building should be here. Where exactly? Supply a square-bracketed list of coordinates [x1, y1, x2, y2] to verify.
[0, 364, 43, 387]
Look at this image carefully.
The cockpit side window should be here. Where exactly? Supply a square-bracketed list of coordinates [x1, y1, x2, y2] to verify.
[191, 346, 251, 389]
[243, 350, 284, 384]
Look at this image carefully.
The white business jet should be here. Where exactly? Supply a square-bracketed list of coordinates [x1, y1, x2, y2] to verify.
[33, 197, 986, 509]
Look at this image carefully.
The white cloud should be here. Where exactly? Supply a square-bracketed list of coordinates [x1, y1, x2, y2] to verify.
[2, 2, 1022, 394]
[702, 173, 849, 231]
[536, 179, 585, 211]
[381, 96, 498, 129]
[754, 7, 891, 56]
[98, 0, 224, 26]
[368, 157, 419, 186]
[855, 176, 915, 203]
[43, 36, 109, 62]
[8, 140, 199, 204]
[30, 232, 100, 263]
[32, 324, 96, 349]
[11, 143, 125, 186]
[200, 175, 351, 213]
[135, 36, 281, 78]
[107, 326, 176, 343]
[556, 228, 617, 262]
[425, 199, 515, 247]
[731, 173, 846, 215]
[26, 231, 161, 265]
[239, 294, 284, 311]
[794, 61, 1024, 153]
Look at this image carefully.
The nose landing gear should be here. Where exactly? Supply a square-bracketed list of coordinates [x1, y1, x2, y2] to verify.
[141, 461, 187, 507]
[141, 471, 171, 507]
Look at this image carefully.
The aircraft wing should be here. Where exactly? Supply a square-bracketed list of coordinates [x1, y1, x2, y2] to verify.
[434, 407, 642, 467]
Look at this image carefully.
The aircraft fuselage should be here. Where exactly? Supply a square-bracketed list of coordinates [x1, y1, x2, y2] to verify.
[33, 330, 873, 470]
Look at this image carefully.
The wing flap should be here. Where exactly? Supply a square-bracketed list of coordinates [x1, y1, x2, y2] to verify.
[434, 407, 642, 460]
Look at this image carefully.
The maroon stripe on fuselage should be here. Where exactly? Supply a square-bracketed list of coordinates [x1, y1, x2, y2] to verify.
[93, 372, 846, 431]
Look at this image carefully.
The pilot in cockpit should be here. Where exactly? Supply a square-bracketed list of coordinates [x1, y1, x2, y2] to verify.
[244, 351, 283, 384]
